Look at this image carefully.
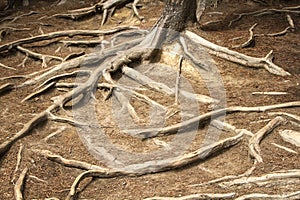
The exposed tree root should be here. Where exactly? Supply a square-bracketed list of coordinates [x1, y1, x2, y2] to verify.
[64, 133, 244, 199]
[126, 102, 300, 139]
[248, 116, 286, 163]
[0, 62, 16, 70]
[12, 144, 24, 184]
[190, 162, 257, 187]
[185, 31, 290, 76]
[14, 167, 28, 200]
[229, 7, 300, 27]
[252, 91, 288, 96]
[53, 0, 142, 25]
[233, 23, 257, 48]
[220, 169, 300, 188]
[144, 192, 236, 200]
[16, 46, 63, 68]
[0, 27, 136, 52]
[0, 83, 14, 94]
[271, 143, 298, 154]
[33, 149, 105, 170]
[268, 112, 300, 124]
[235, 191, 300, 200]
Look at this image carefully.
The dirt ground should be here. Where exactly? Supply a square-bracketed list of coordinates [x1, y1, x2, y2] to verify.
[0, 0, 299, 199]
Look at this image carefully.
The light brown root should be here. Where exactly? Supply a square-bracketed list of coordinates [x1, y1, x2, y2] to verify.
[21, 82, 56, 102]
[248, 116, 286, 163]
[0, 83, 14, 94]
[144, 193, 236, 200]
[235, 191, 300, 200]
[132, 0, 144, 21]
[271, 143, 298, 154]
[59, 39, 104, 47]
[174, 55, 183, 105]
[229, 8, 300, 27]
[211, 120, 254, 137]
[233, 23, 257, 48]
[14, 167, 28, 200]
[252, 91, 288, 96]
[48, 112, 87, 127]
[12, 144, 24, 184]
[0, 11, 37, 24]
[16, 46, 63, 68]
[125, 101, 300, 139]
[191, 162, 257, 187]
[268, 112, 300, 124]
[43, 126, 67, 142]
[0, 62, 16, 70]
[0, 27, 136, 53]
[220, 169, 300, 188]
[112, 89, 140, 123]
[0, 106, 53, 156]
[33, 149, 104, 170]
[122, 66, 174, 95]
[66, 133, 244, 199]
[185, 31, 290, 76]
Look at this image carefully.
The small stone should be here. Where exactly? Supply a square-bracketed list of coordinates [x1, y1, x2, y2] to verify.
[279, 130, 300, 147]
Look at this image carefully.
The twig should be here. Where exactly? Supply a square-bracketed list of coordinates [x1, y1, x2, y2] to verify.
[14, 167, 28, 200]
[44, 126, 67, 142]
[248, 116, 285, 163]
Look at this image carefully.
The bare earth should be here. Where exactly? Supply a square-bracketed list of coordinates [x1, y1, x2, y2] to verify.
[0, 0, 299, 199]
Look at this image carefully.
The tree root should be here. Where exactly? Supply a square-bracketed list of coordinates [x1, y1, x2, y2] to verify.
[248, 116, 286, 163]
[191, 162, 257, 187]
[64, 133, 244, 199]
[144, 193, 236, 200]
[220, 169, 300, 188]
[14, 167, 28, 200]
[16, 46, 63, 68]
[125, 102, 300, 139]
[33, 149, 105, 170]
[184, 31, 290, 76]
[0, 26, 136, 52]
[229, 7, 300, 27]
[0, 62, 16, 70]
[268, 112, 300, 124]
[233, 23, 257, 48]
[0, 83, 14, 94]
[235, 191, 300, 200]
[12, 144, 24, 184]
[271, 143, 298, 154]
[53, 0, 142, 25]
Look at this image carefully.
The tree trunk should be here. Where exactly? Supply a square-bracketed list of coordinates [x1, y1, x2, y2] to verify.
[157, 0, 197, 32]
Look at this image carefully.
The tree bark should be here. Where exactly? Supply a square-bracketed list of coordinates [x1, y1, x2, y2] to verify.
[157, 0, 197, 32]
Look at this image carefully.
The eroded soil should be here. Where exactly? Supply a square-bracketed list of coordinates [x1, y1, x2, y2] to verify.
[0, 0, 299, 199]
